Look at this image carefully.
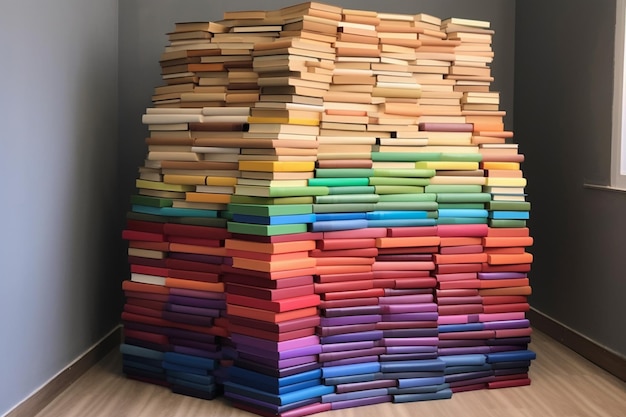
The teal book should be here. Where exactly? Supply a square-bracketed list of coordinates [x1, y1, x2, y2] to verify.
[487, 201, 531, 211]
[372, 168, 436, 178]
[438, 203, 485, 209]
[228, 204, 313, 217]
[440, 153, 483, 162]
[368, 218, 437, 228]
[437, 217, 488, 225]
[315, 194, 379, 204]
[374, 185, 425, 194]
[375, 201, 439, 211]
[435, 193, 492, 203]
[489, 219, 527, 228]
[131, 205, 218, 218]
[227, 222, 308, 236]
[489, 211, 530, 220]
[308, 177, 370, 187]
[313, 203, 377, 213]
[378, 193, 437, 202]
[230, 195, 314, 205]
[371, 152, 441, 162]
[131, 194, 173, 208]
[327, 186, 376, 195]
[315, 168, 374, 178]
[438, 209, 489, 218]
[366, 211, 429, 220]
[232, 213, 316, 225]
[425, 184, 483, 193]
[311, 219, 368, 232]
[368, 177, 430, 186]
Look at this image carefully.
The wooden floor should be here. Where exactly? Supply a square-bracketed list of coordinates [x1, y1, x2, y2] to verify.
[33, 330, 626, 417]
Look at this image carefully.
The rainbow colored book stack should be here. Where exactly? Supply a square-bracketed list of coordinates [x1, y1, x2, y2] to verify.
[121, 2, 535, 414]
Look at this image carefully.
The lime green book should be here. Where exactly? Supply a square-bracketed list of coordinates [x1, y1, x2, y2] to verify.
[440, 153, 483, 162]
[438, 203, 485, 209]
[372, 152, 441, 162]
[313, 203, 377, 213]
[308, 177, 370, 187]
[437, 217, 488, 225]
[415, 161, 479, 170]
[235, 185, 329, 197]
[436, 193, 492, 203]
[425, 185, 483, 193]
[375, 185, 425, 194]
[315, 168, 374, 178]
[489, 219, 527, 228]
[130, 195, 173, 208]
[125, 211, 168, 223]
[227, 222, 308, 236]
[368, 177, 430, 186]
[228, 204, 313, 216]
[136, 179, 195, 192]
[372, 168, 436, 178]
[230, 195, 314, 205]
[327, 186, 375, 195]
[377, 193, 437, 202]
[486, 201, 531, 211]
[315, 194, 379, 204]
[375, 201, 439, 211]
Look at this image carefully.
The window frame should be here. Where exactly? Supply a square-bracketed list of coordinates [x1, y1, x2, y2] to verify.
[611, 0, 626, 189]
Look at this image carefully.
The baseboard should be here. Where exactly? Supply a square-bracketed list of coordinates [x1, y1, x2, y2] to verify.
[528, 308, 626, 382]
[4, 325, 122, 417]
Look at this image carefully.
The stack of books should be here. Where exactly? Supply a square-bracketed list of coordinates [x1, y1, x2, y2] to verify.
[121, 1, 536, 413]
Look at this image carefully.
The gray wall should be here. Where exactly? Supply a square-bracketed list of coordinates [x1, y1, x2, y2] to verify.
[0, 0, 119, 415]
[516, 0, 626, 357]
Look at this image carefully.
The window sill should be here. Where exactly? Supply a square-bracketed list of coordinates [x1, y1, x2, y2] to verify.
[583, 183, 626, 193]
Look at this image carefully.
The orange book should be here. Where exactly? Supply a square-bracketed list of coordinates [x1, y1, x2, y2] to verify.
[438, 280, 481, 290]
[487, 227, 530, 237]
[314, 280, 374, 293]
[471, 135, 506, 145]
[487, 252, 533, 265]
[479, 278, 530, 289]
[477, 130, 514, 138]
[439, 237, 483, 246]
[122, 280, 169, 295]
[129, 241, 170, 251]
[495, 327, 533, 338]
[226, 304, 318, 323]
[232, 257, 317, 273]
[226, 293, 320, 313]
[314, 257, 375, 266]
[169, 242, 227, 257]
[225, 249, 309, 262]
[478, 286, 532, 296]
[434, 253, 488, 264]
[164, 277, 224, 292]
[371, 261, 435, 271]
[185, 192, 232, 204]
[472, 122, 504, 131]
[375, 236, 441, 248]
[315, 264, 372, 275]
[225, 239, 317, 254]
[484, 247, 526, 254]
[322, 288, 385, 301]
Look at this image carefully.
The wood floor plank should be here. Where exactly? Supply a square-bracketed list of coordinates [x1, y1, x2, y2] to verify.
[33, 330, 626, 417]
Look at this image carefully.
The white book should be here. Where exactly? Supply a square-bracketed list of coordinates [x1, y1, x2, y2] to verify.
[130, 273, 166, 286]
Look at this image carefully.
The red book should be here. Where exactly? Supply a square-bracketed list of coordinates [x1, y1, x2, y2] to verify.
[314, 280, 374, 294]
[486, 227, 530, 237]
[485, 247, 525, 254]
[436, 272, 478, 282]
[230, 231, 323, 243]
[437, 296, 483, 305]
[437, 280, 481, 290]
[222, 265, 317, 280]
[436, 288, 479, 297]
[163, 223, 230, 240]
[487, 252, 533, 265]
[481, 263, 531, 273]
[131, 264, 168, 277]
[440, 245, 484, 255]
[122, 280, 169, 295]
[488, 378, 531, 389]
[168, 268, 220, 283]
[226, 249, 310, 262]
[126, 219, 166, 234]
[482, 303, 529, 314]
[494, 327, 533, 338]
[316, 264, 372, 275]
[393, 277, 437, 289]
[127, 256, 168, 268]
[321, 288, 385, 301]
[167, 235, 222, 247]
[123, 290, 169, 302]
[436, 263, 483, 274]
[310, 248, 379, 257]
[438, 304, 483, 315]
[439, 237, 483, 247]
[323, 228, 387, 239]
[434, 253, 488, 264]
[122, 230, 166, 242]
[372, 270, 430, 279]
[123, 328, 168, 345]
[481, 295, 528, 305]
[479, 278, 530, 289]
[317, 323, 377, 337]
[125, 297, 166, 311]
[387, 226, 438, 237]
[222, 271, 313, 289]
[315, 256, 375, 266]
[226, 304, 318, 323]
[479, 286, 532, 296]
[226, 283, 314, 301]
[318, 238, 377, 250]
[437, 224, 489, 237]
[129, 241, 170, 251]
[371, 261, 435, 271]
[316, 271, 374, 283]
[226, 293, 320, 313]
[124, 303, 162, 318]
[228, 324, 315, 342]
[318, 297, 379, 309]
[228, 315, 320, 334]
[483, 236, 533, 247]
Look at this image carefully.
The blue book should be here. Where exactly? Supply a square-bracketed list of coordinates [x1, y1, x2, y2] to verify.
[162, 361, 211, 376]
[366, 211, 429, 220]
[320, 330, 383, 344]
[163, 352, 216, 370]
[309, 177, 370, 187]
[439, 354, 487, 367]
[315, 212, 367, 221]
[392, 388, 453, 403]
[223, 381, 334, 406]
[166, 376, 215, 392]
[321, 362, 381, 378]
[119, 343, 164, 360]
[232, 213, 316, 225]
[397, 376, 446, 389]
[438, 323, 485, 333]
[323, 372, 379, 386]
[436, 217, 489, 225]
[380, 359, 446, 373]
[166, 370, 215, 386]
[367, 218, 437, 228]
[228, 367, 321, 388]
[387, 383, 449, 395]
[322, 388, 389, 403]
[489, 211, 531, 219]
[486, 350, 536, 363]
[224, 391, 318, 414]
[444, 364, 493, 376]
[311, 219, 369, 232]
[438, 209, 489, 218]
[122, 358, 163, 374]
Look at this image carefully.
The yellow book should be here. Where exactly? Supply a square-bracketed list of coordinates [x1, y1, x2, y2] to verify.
[206, 176, 238, 186]
[185, 192, 232, 204]
[163, 174, 207, 185]
[135, 179, 194, 192]
[481, 162, 521, 170]
[415, 161, 479, 170]
[247, 116, 320, 126]
[239, 161, 316, 172]
[484, 177, 528, 187]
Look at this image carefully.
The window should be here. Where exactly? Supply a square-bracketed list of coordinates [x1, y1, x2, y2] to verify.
[611, 0, 626, 189]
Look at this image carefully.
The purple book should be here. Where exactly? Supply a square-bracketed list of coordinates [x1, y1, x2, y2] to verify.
[169, 288, 225, 300]
[382, 337, 439, 347]
[169, 338, 218, 352]
[489, 345, 527, 353]
[483, 319, 530, 330]
[238, 352, 317, 369]
[377, 321, 437, 330]
[231, 334, 319, 352]
[330, 394, 391, 410]
[165, 303, 221, 318]
[383, 288, 433, 296]
[382, 328, 438, 338]
[161, 311, 214, 327]
[385, 345, 437, 354]
[381, 303, 437, 314]
[488, 337, 531, 346]
[323, 305, 382, 317]
[319, 347, 385, 363]
[477, 272, 526, 280]
[173, 345, 222, 360]
[382, 312, 438, 322]
[335, 379, 396, 394]
[321, 340, 376, 353]
[320, 315, 381, 327]
[236, 343, 322, 361]
[379, 352, 438, 361]
[378, 294, 434, 304]
[438, 346, 491, 355]
[234, 358, 320, 378]
[320, 330, 383, 344]
[323, 355, 380, 368]
[438, 339, 486, 348]
[418, 122, 474, 132]
[169, 252, 223, 264]
[318, 323, 376, 337]
[163, 327, 216, 343]
[167, 296, 226, 309]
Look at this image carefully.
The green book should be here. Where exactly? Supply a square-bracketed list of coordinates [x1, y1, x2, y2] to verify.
[228, 204, 313, 216]
[315, 168, 374, 178]
[315, 194, 380, 204]
[378, 193, 437, 202]
[368, 177, 430, 186]
[126, 211, 168, 223]
[375, 185, 425, 194]
[440, 153, 483, 162]
[425, 185, 483, 193]
[130, 194, 173, 208]
[313, 203, 377, 213]
[372, 152, 442, 162]
[327, 186, 376, 195]
[375, 201, 439, 211]
[235, 185, 329, 197]
[308, 177, 370, 187]
[372, 168, 436, 178]
[489, 219, 527, 228]
[227, 222, 308, 236]
[437, 217, 488, 225]
[438, 203, 485, 209]
[487, 201, 531, 211]
[436, 193, 493, 203]
[230, 195, 314, 205]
